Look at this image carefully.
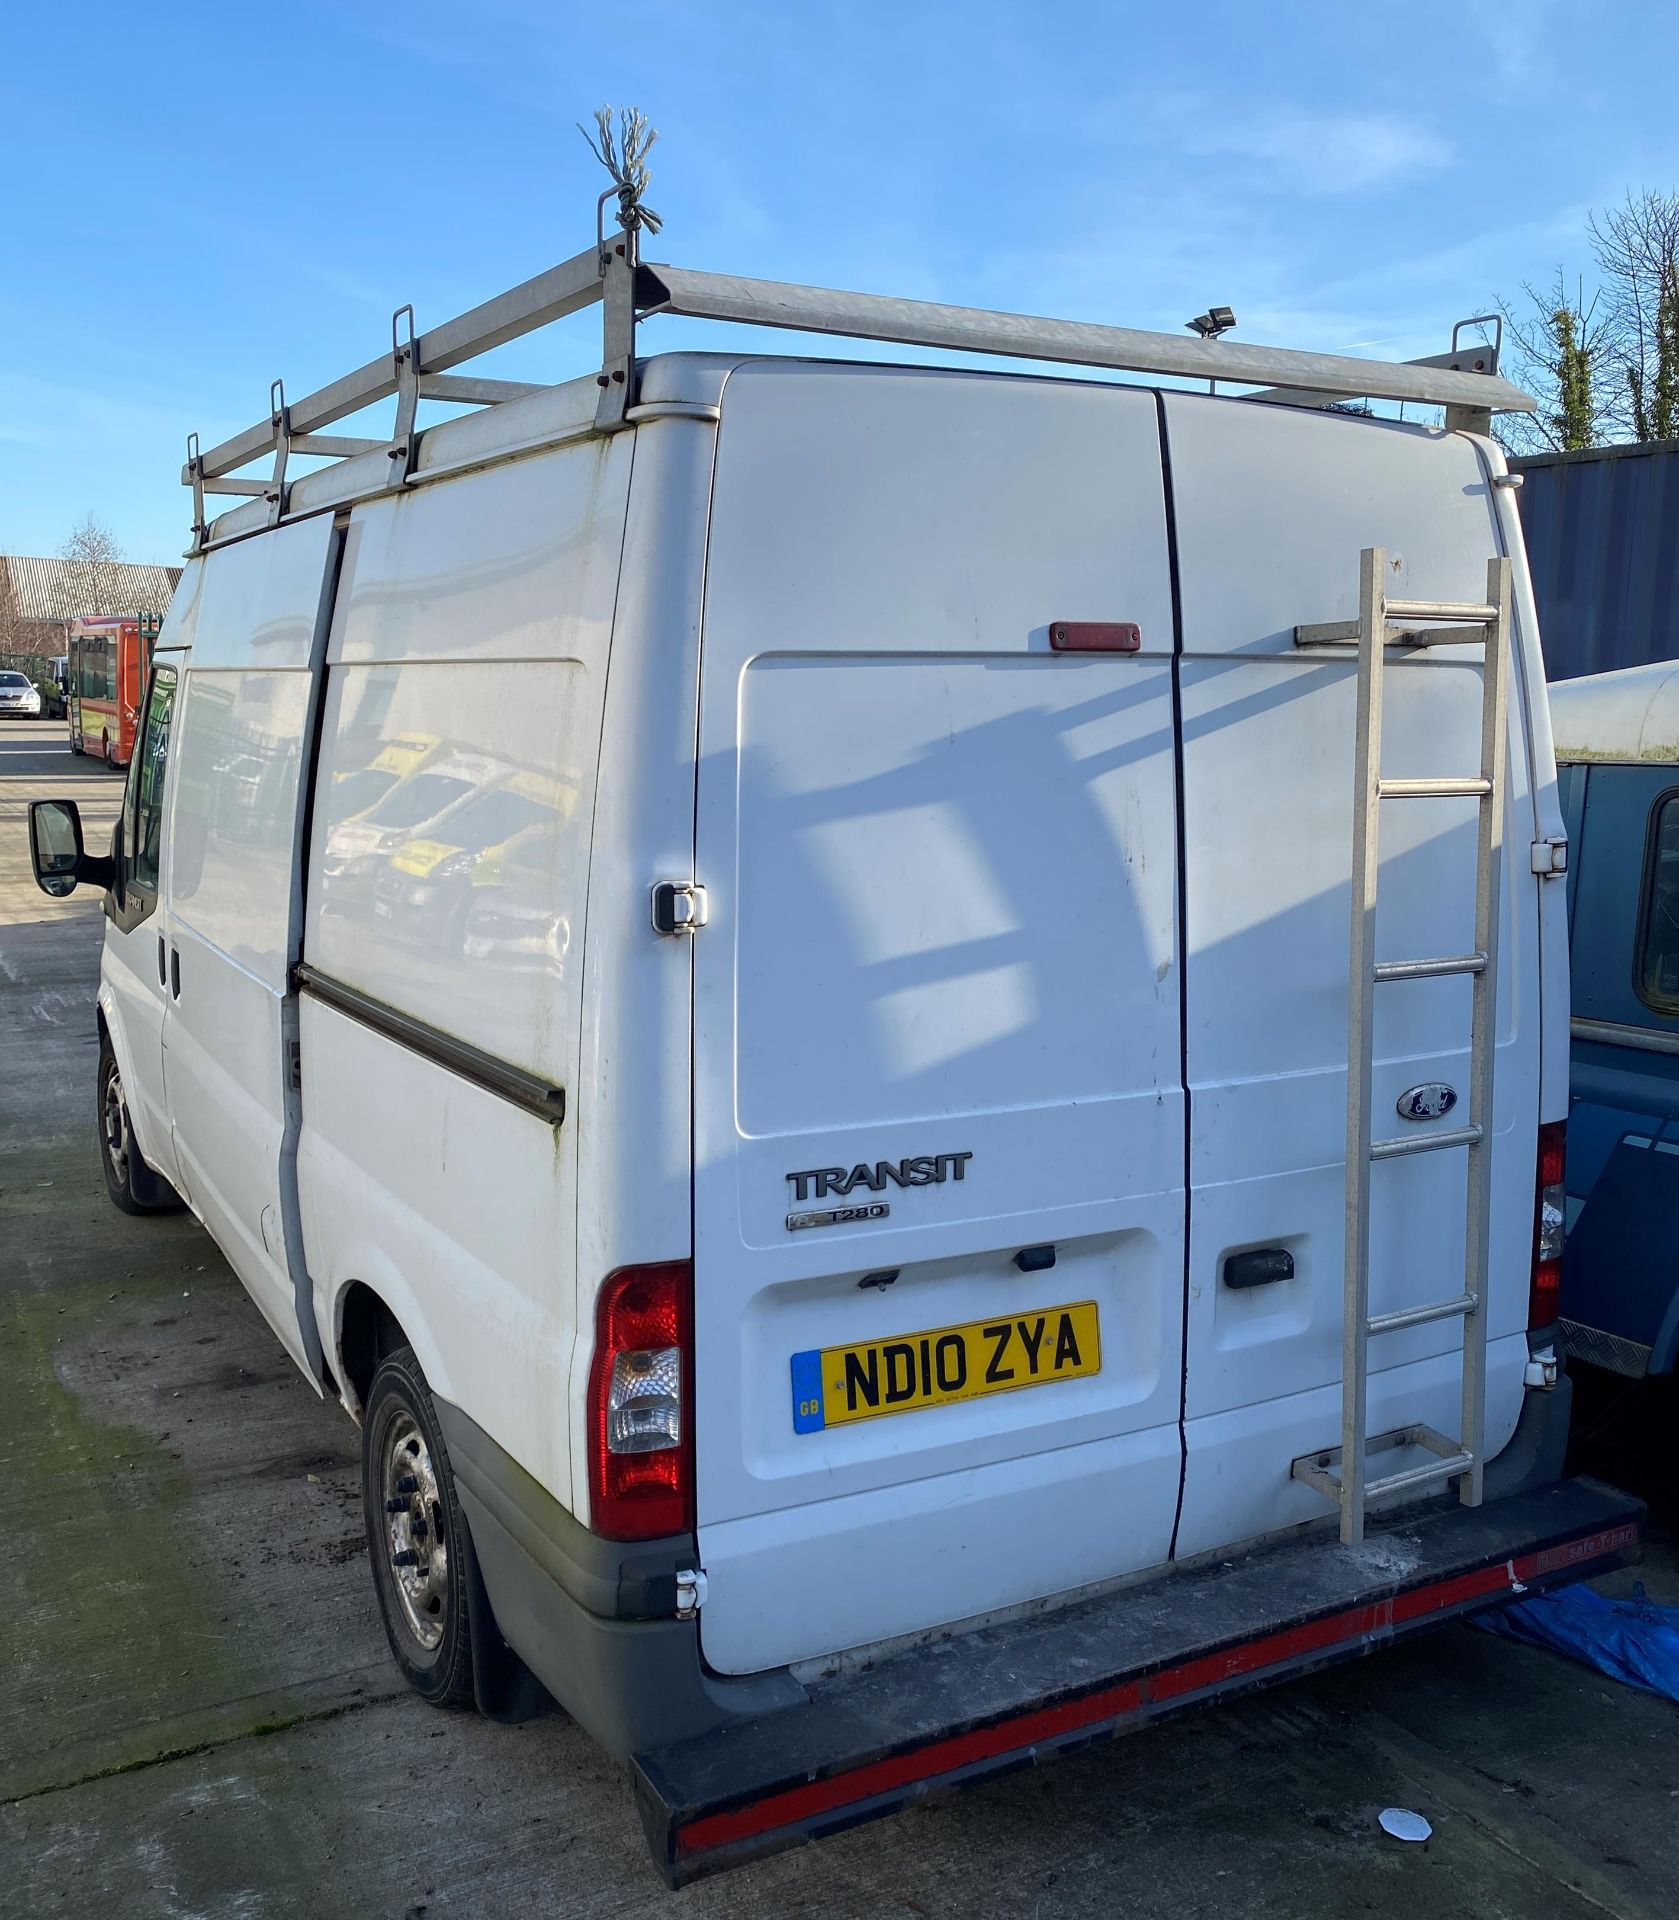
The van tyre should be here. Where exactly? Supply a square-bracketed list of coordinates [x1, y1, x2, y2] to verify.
[362, 1345, 476, 1708]
[97, 1036, 183, 1215]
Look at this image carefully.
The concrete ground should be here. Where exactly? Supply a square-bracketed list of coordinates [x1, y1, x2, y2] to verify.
[1, 714, 1675, 1920]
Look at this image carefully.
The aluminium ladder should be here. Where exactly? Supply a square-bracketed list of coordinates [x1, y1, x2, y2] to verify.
[1292, 546, 1513, 1547]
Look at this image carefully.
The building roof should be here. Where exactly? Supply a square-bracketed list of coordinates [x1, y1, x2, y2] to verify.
[1548, 659, 1679, 764]
[0, 554, 181, 623]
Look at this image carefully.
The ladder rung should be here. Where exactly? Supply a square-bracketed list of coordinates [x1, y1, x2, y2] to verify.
[1384, 597, 1498, 622]
[1378, 776, 1492, 799]
[1370, 1122, 1483, 1161]
[1365, 1450, 1475, 1501]
[1290, 1423, 1472, 1503]
[1374, 952, 1486, 982]
[1368, 1292, 1477, 1336]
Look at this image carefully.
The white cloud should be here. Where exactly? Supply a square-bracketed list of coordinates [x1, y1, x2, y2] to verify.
[1154, 98, 1454, 196]
[1467, 0, 1560, 95]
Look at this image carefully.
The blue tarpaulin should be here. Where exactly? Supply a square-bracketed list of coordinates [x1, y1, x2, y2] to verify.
[1472, 1582, 1679, 1702]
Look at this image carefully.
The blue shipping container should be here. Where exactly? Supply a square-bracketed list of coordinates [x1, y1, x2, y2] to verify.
[1513, 439, 1679, 682]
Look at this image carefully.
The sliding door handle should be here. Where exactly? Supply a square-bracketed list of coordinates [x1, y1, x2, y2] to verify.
[170, 949, 181, 1000]
[157, 935, 167, 987]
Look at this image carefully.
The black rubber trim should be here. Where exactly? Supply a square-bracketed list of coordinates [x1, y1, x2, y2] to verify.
[1155, 388, 1195, 1561]
[294, 962, 566, 1127]
[433, 1397, 688, 1621]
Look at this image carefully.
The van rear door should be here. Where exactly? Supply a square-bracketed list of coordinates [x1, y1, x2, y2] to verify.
[1162, 396, 1543, 1558]
[691, 364, 1186, 1675]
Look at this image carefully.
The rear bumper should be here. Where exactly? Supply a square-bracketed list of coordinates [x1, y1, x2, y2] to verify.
[632, 1475, 1643, 1887]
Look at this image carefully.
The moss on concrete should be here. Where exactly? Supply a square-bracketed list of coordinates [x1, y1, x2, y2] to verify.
[0, 1268, 235, 1800]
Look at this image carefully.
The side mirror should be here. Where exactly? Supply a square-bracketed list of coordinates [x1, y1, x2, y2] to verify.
[28, 799, 114, 898]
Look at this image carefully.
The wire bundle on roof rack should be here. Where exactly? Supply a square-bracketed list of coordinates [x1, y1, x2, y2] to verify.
[579, 105, 663, 236]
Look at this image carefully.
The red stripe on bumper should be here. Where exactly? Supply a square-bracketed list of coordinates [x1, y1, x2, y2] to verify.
[676, 1520, 1640, 1858]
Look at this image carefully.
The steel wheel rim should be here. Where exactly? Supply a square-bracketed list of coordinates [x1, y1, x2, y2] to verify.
[103, 1068, 129, 1186]
[381, 1410, 448, 1652]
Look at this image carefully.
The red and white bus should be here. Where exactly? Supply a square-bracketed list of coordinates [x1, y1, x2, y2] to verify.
[68, 613, 160, 768]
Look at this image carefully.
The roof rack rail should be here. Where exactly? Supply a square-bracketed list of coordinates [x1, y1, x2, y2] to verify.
[183, 214, 1534, 552]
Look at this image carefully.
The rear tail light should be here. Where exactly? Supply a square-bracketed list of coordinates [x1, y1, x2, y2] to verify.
[1529, 1120, 1566, 1329]
[587, 1262, 693, 1540]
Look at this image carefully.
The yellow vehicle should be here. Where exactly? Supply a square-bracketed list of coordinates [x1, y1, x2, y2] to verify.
[372, 772, 573, 953]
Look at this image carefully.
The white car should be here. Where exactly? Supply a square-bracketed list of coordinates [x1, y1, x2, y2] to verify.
[0, 670, 42, 717]
[26, 214, 1642, 1886]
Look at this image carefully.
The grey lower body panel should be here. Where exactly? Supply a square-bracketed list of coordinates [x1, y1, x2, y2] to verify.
[1483, 1364, 1573, 1497]
[635, 1475, 1644, 1886]
[439, 1374, 1576, 1769]
[434, 1399, 804, 1760]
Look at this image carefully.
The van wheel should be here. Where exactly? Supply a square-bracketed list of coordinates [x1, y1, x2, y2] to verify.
[362, 1346, 476, 1707]
[97, 1037, 183, 1215]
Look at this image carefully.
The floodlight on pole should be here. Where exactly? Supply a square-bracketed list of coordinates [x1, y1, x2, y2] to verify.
[1186, 307, 1237, 390]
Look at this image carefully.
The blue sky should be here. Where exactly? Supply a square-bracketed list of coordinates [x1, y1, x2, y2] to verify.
[3, 0, 1675, 564]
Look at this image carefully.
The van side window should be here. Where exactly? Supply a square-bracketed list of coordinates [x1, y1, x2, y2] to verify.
[125, 663, 180, 900]
[1636, 791, 1679, 1012]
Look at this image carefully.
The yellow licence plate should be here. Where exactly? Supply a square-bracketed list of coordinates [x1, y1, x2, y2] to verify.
[791, 1301, 1101, 1433]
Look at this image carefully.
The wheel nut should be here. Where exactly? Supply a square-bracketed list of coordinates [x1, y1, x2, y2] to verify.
[385, 1497, 409, 1513]
[393, 1549, 419, 1567]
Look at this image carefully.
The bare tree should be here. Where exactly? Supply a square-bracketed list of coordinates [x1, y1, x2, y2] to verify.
[1588, 189, 1679, 440]
[57, 513, 129, 619]
[1494, 273, 1614, 454]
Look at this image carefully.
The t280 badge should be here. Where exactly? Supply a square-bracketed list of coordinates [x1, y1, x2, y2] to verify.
[785, 1151, 972, 1232]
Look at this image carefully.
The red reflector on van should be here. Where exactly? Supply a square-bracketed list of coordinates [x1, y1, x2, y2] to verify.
[1049, 621, 1141, 653]
[588, 1262, 694, 1541]
[1529, 1121, 1566, 1328]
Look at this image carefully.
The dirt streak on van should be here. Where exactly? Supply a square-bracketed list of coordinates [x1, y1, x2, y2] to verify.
[25, 230, 1641, 1887]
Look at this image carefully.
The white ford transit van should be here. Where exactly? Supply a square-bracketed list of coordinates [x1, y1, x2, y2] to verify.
[29, 220, 1642, 1884]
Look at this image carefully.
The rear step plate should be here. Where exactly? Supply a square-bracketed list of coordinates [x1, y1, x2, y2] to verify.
[634, 1477, 1642, 1885]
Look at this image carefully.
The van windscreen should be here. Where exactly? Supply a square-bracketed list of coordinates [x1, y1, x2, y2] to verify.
[434, 787, 549, 851]
[332, 767, 401, 819]
[365, 771, 473, 829]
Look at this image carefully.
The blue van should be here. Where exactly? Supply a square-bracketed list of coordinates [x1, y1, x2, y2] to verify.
[1550, 661, 1679, 1380]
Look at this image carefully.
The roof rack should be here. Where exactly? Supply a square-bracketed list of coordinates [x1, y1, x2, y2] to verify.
[183, 215, 1534, 552]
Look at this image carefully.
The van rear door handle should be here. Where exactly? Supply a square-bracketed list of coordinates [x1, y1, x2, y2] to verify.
[170, 949, 181, 1000]
[1223, 1247, 1295, 1289]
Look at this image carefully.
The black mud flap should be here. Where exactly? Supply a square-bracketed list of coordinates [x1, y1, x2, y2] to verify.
[633, 1477, 1642, 1887]
[458, 1506, 552, 1725]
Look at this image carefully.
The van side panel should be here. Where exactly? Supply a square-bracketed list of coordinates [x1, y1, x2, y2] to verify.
[1162, 398, 1541, 1557]
[691, 365, 1186, 1675]
[568, 409, 716, 1518]
[297, 440, 631, 1506]
[162, 515, 337, 1378]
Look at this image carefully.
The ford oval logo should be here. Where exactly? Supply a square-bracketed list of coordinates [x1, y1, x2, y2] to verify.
[1397, 1082, 1457, 1122]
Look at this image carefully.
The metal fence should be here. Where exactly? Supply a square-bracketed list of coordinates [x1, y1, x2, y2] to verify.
[1513, 440, 1679, 683]
[0, 650, 58, 687]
